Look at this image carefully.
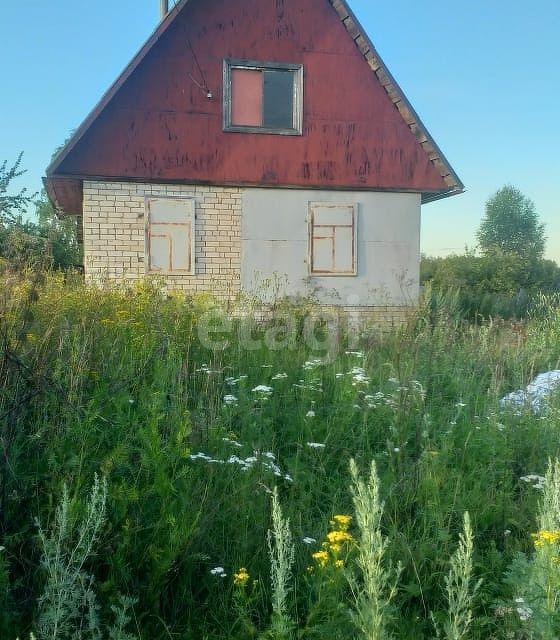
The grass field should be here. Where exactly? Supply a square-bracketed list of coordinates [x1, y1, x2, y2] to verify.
[2, 272, 560, 639]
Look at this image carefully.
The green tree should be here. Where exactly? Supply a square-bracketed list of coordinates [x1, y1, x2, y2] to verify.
[34, 192, 81, 269]
[0, 152, 80, 270]
[477, 185, 546, 260]
[0, 152, 34, 224]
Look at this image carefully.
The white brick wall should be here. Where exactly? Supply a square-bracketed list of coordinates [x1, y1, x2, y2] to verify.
[83, 181, 242, 299]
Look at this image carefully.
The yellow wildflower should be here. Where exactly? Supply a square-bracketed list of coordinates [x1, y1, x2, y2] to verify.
[312, 551, 329, 568]
[233, 567, 250, 587]
[334, 559, 344, 569]
[326, 530, 353, 545]
[532, 530, 560, 548]
[331, 514, 352, 530]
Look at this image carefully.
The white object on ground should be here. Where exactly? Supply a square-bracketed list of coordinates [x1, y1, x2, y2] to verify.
[500, 370, 560, 413]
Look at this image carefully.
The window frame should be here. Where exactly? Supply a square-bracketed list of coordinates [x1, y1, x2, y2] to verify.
[145, 196, 196, 275]
[223, 58, 303, 135]
[308, 202, 358, 276]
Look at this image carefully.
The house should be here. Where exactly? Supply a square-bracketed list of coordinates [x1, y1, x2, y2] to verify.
[44, 0, 463, 320]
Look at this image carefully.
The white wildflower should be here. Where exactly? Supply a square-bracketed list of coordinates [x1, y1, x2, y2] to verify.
[305, 410, 316, 418]
[190, 452, 213, 461]
[222, 437, 243, 448]
[210, 566, 227, 577]
[272, 372, 288, 380]
[520, 474, 546, 490]
[350, 367, 370, 385]
[223, 394, 238, 405]
[252, 384, 273, 394]
[515, 601, 533, 621]
[303, 359, 324, 370]
[345, 351, 364, 358]
[306, 442, 325, 449]
[302, 537, 317, 545]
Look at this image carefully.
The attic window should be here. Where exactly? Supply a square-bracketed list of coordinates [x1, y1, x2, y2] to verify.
[223, 59, 303, 135]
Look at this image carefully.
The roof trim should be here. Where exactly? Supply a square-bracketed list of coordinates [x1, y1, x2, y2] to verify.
[328, 0, 463, 202]
[46, 0, 463, 204]
[46, 0, 190, 176]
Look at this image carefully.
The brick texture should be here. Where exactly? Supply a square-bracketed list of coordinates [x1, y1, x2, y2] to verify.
[82, 181, 413, 323]
[83, 181, 241, 300]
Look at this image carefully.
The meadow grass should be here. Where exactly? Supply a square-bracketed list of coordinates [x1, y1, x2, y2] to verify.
[2, 272, 560, 638]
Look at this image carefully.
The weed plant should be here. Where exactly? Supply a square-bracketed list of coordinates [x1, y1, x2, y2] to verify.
[2, 272, 560, 638]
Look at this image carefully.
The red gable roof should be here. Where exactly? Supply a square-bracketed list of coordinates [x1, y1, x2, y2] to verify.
[45, 0, 463, 215]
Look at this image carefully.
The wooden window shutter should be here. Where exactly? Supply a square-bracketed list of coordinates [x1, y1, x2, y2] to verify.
[147, 197, 195, 274]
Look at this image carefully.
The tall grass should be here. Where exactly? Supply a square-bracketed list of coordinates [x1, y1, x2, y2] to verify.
[2, 272, 560, 638]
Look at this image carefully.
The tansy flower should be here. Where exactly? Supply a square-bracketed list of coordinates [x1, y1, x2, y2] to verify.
[233, 567, 250, 586]
[532, 529, 560, 548]
[326, 530, 353, 545]
[331, 515, 352, 531]
[312, 551, 329, 568]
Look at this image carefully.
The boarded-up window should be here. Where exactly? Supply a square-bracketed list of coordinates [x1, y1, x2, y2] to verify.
[224, 59, 302, 134]
[309, 203, 357, 275]
[146, 197, 195, 274]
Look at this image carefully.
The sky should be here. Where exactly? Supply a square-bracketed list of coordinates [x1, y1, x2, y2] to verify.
[2, 0, 559, 261]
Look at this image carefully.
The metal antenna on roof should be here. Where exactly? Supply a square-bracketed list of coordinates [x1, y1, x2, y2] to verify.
[160, 0, 169, 19]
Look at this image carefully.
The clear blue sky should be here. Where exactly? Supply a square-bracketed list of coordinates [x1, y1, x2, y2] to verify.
[2, 0, 559, 261]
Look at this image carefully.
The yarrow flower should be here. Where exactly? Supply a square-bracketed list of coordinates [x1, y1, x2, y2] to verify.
[350, 367, 370, 385]
[252, 384, 273, 395]
[223, 394, 238, 406]
[303, 359, 324, 370]
[305, 410, 316, 418]
[210, 566, 227, 577]
[191, 449, 292, 482]
[520, 474, 546, 490]
[514, 597, 533, 621]
[302, 537, 317, 545]
[306, 442, 325, 449]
